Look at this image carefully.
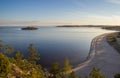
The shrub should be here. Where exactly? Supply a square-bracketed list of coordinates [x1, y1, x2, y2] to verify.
[114, 73, 120, 78]
[0, 53, 11, 77]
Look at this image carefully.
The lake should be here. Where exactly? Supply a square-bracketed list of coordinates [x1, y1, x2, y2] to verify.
[0, 26, 115, 68]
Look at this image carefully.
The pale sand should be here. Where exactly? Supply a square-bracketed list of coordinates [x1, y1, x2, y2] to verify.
[73, 33, 120, 78]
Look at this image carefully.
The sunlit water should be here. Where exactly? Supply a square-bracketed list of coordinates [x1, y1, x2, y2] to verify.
[0, 26, 116, 68]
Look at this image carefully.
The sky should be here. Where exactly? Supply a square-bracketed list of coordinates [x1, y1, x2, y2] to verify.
[0, 0, 120, 26]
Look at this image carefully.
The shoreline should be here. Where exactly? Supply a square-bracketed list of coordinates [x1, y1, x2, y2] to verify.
[65, 33, 107, 74]
[69, 33, 107, 72]
[72, 33, 120, 78]
[63, 32, 120, 77]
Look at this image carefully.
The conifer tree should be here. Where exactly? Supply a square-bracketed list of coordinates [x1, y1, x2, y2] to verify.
[62, 58, 72, 72]
[14, 51, 22, 60]
[50, 62, 60, 78]
[28, 44, 40, 63]
[89, 67, 105, 78]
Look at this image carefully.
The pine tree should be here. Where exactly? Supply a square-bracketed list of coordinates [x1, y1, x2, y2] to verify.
[14, 51, 22, 60]
[14, 51, 22, 62]
[62, 58, 72, 72]
[27, 44, 40, 63]
[89, 67, 105, 78]
[50, 62, 60, 78]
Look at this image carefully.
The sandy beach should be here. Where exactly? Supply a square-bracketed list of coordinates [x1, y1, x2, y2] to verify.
[72, 33, 120, 78]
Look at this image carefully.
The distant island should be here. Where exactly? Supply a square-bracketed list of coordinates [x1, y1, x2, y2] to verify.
[56, 25, 120, 31]
[21, 27, 38, 30]
[56, 25, 105, 27]
[56, 25, 120, 27]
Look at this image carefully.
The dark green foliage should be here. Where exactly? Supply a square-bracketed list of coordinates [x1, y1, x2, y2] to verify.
[50, 62, 60, 74]
[107, 36, 116, 42]
[59, 73, 66, 78]
[117, 32, 120, 38]
[28, 44, 40, 63]
[0, 53, 11, 77]
[107, 33, 120, 54]
[78, 75, 82, 78]
[0, 40, 3, 47]
[102, 26, 120, 31]
[0, 42, 119, 78]
[14, 51, 22, 60]
[13, 51, 23, 67]
[0, 40, 2, 42]
[69, 71, 77, 78]
[114, 73, 120, 78]
[89, 67, 105, 78]
[50, 62, 60, 78]
[118, 32, 120, 35]
[5, 45, 13, 54]
[49, 58, 72, 78]
[28, 66, 45, 78]
[0, 40, 3, 52]
[85, 76, 89, 78]
[62, 58, 72, 72]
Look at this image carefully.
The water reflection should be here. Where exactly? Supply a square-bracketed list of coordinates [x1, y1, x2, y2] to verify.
[0, 26, 116, 68]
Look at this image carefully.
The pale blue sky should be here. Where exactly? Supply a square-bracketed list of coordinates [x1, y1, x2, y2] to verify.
[0, 0, 120, 26]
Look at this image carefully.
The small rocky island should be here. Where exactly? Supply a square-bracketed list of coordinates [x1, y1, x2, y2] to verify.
[21, 27, 38, 30]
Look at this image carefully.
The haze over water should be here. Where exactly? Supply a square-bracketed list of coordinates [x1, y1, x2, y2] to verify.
[0, 26, 116, 68]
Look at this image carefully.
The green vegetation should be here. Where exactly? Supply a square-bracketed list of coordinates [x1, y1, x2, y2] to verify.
[0, 42, 45, 78]
[50, 62, 60, 78]
[102, 26, 120, 31]
[116, 32, 120, 38]
[49, 67, 106, 78]
[49, 58, 72, 78]
[69, 71, 77, 78]
[114, 73, 120, 78]
[0, 53, 11, 77]
[27, 44, 40, 63]
[0, 40, 120, 78]
[5, 45, 14, 54]
[14, 51, 22, 61]
[106, 32, 120, 54]
[89, 67, 105, 78]
[106, 35, 116, 42]
[62, 58, 72, 72]
[0, 40, 3, 52]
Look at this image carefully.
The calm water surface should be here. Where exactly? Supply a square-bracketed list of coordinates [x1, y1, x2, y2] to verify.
[0, 26, 115, 68]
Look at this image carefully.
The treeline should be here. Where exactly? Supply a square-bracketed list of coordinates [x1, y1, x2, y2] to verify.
[0, 40, 120, 78]
[102, 26, 120, 31]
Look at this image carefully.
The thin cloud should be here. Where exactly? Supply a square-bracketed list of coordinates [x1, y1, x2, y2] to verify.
[86, 15, 120, 25]
[0, 20, 72, 26]
[105, 0, 120, 4]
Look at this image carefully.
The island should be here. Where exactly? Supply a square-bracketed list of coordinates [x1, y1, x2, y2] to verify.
[21, 27, 38, 30]
[56, 25, 105, 27]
